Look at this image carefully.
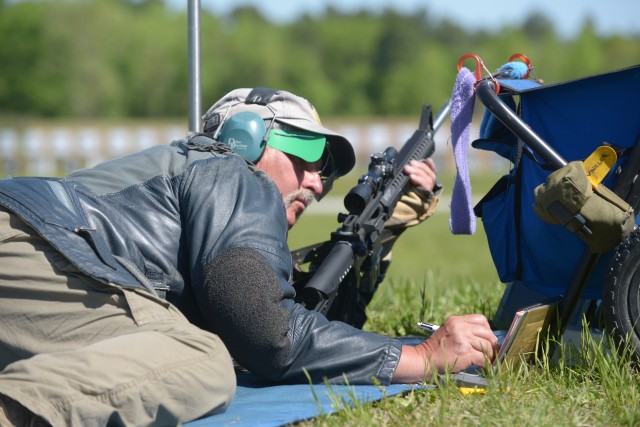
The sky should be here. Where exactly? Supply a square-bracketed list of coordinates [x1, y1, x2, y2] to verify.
[172, 0, 640, 39]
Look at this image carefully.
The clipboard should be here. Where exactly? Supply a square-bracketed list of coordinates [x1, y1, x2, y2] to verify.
[451, 297, 559, 388]
[496, 297, 559, 368]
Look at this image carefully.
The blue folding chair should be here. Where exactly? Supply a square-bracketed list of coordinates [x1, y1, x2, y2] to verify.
[470, 64, 640, 355]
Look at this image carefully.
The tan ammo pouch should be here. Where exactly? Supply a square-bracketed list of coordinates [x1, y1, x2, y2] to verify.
[533, 161, 635, 253]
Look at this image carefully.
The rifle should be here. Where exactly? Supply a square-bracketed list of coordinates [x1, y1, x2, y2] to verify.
[291, 100, 451, 325]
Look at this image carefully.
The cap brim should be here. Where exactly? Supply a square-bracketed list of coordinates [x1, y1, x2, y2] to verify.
[266, 130, 326, 163]
[276, 118, 355, 177]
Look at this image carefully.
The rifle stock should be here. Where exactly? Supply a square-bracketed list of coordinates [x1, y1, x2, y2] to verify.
[295, 100, 451, 318]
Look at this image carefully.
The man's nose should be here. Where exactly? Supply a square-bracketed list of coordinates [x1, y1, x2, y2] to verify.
[304, 171, 323, 196]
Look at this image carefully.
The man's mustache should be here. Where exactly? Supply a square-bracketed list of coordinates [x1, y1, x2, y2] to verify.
[283, 189, 315, 209]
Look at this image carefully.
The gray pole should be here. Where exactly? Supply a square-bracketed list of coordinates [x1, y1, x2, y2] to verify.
[187, 0, 202, 132]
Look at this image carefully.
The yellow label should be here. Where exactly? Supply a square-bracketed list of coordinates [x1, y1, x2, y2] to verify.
[459, 386, 487, 395]
[583, 145, 617, 187]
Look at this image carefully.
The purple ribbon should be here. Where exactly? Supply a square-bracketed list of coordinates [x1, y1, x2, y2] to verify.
[449, 67, 477, 235]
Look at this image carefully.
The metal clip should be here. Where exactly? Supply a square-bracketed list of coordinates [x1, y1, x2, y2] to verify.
[457, 53, 500, 94]
[508, 53, 533, 79]
[457, 53, 485, 81]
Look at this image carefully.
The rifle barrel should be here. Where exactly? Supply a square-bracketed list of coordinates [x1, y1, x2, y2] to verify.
[433, 99, 451, 133]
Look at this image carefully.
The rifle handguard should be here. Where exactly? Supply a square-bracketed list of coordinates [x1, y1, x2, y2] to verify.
[301, 241, 354, 314]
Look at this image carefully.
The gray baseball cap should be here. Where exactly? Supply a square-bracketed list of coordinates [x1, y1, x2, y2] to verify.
[202, 88, 356, 178]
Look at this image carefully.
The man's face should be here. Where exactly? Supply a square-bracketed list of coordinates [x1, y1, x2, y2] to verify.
[255, 146, 324, 229]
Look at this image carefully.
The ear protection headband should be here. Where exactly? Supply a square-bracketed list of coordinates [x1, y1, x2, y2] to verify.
[214, 88, 279, 163]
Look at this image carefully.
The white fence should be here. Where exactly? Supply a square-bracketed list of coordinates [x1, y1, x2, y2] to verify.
[0, 118, 504, 177]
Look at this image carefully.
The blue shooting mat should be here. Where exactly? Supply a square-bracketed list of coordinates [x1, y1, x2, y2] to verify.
[183, 334, 499, 426]
[185, 371, 419, 426]
[185, 336, 435, 426]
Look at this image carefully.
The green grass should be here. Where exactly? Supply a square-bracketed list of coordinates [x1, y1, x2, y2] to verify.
[288, 171, 640, 427]
[295, 322, 640, 427]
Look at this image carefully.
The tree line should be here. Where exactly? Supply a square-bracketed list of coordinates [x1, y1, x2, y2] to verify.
[0, 0, 638, 119]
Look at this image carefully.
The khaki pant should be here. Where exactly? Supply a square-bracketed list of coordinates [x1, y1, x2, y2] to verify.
[0, 208, 236, 426]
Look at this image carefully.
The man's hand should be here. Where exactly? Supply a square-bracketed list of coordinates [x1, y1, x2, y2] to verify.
[392, 314, 499, 384]
[385, 158, 441, 231]
[403, 158, 438, 193]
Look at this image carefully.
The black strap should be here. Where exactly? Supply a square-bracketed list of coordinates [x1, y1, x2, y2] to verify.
[202, 112, 221, 133]
[246, 88, 279, 105]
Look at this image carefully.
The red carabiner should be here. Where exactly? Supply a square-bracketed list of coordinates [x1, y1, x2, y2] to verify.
[457, 53, 500, 94]
[457, 53, 484, 81]
[508, 53, 533, 79]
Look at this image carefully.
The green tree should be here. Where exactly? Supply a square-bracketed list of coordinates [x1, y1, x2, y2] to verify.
[0, 1, 638, 118]
[0, 2, 64, 115]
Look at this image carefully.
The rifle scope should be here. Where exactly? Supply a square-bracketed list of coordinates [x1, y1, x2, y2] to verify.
[343, 147, 397, 214]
